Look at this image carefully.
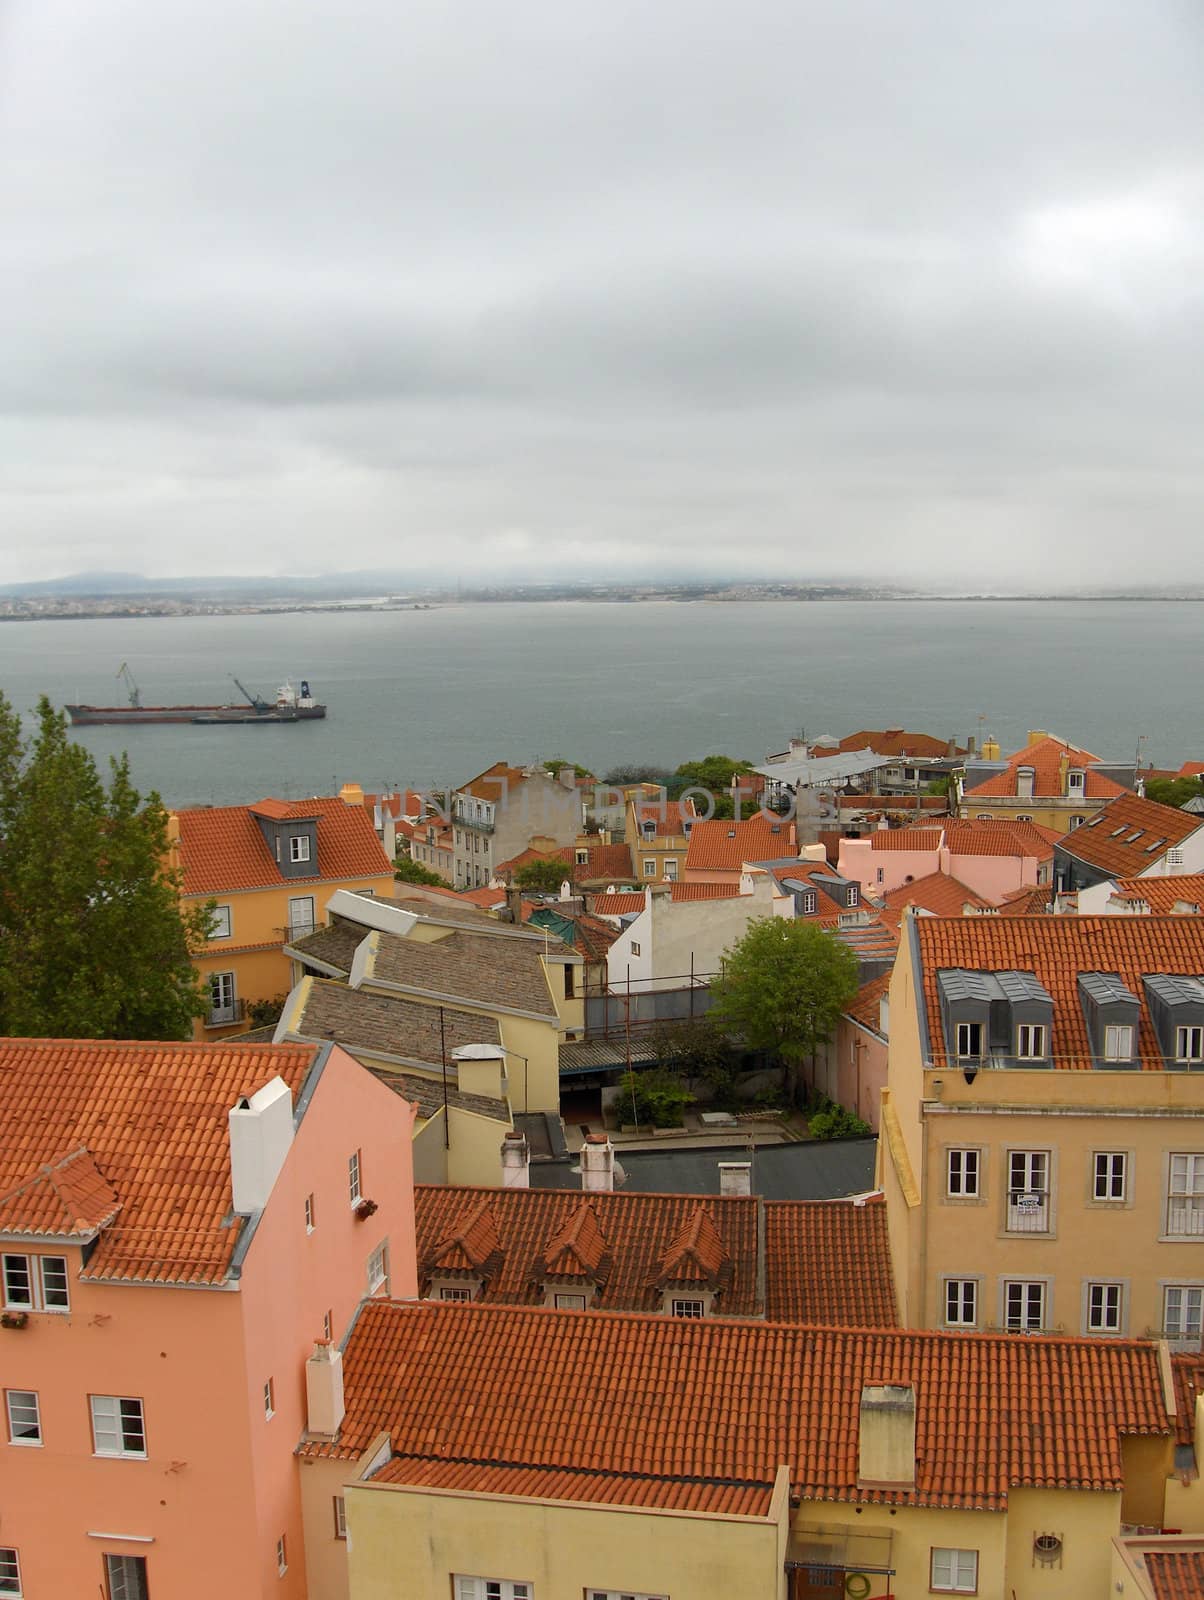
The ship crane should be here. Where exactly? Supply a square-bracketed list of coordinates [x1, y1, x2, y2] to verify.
[116, 662, 142, 709]
[230, 676, 269, 711]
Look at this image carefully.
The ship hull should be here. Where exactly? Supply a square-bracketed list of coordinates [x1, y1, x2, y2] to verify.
[66, 704, 327, 726]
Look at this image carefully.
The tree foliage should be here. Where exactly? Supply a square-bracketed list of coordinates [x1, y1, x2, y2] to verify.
[617, 1066, 694, 1128]
[514, 856, 570, 895]
[602, 763, 673, 788]
[0, 694, 210, 1039]
[394, 854, 447, 886]
[1143, 776, 1204, 810]
[671, 753, 754, 793]
[542, 756, 594, 781]
[708, 917, 859, 1065]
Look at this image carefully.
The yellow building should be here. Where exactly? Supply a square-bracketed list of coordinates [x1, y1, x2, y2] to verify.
[955, 731, 1133, 834]
[624, 796, 697, 884]
[295, 1299, 1174, 1600]
[282, 889, 583, 1114]
[174, 796, 395, 1038]
[879, 912, 1204, 1344]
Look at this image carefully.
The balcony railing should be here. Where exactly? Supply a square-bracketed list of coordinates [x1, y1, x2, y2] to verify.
[205, 998, 246, 1029]
[279, 920, 316, 941]
[452, 811, 495, 834]
[1166, 1201, 1204, 1237]
[1006, 1190, 1049, 1233]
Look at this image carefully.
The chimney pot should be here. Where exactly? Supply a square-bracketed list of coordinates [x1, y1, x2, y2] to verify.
[305, 1340, 346, 1439]
[228, 1076, 294, 1215]
[718, 1161, 752, 1197]
[580, 1133, 616, 1192]
[501, 1131, 530, 1189]
[858, 1384, 916, 1488]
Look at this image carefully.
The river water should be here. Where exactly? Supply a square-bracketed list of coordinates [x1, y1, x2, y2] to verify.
[0, 601, 1197, 807]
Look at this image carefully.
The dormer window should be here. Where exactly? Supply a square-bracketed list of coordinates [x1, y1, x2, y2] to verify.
[802, 891, 817, 915]
[1176, 1026, 1204, 1064]
[956, 1021, 983, 1058]
[1104, 1023, 1134, 1061]
[846, 886, 859, 908]
[1068, 768, 1085, 793]
[642, 819, 655, 837]
[1016, 766, 1035, 800]
[1016, 1023, 1047, 1059]
[575, 849, 589, 865]
[290, 835, 311, 864]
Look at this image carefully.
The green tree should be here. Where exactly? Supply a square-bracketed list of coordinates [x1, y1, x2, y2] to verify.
[708, 918, 859, 1071]
[602, 763, 673, 788]
[1143, 776, 1204, 809]
[542, 756, 594, 781]
[617, 1066, 694, 1128]
[0, 694, 210, 1038]
[514, 857, 571, 895]
[394, 854, 447, 886]
[672, 754, 754, 795]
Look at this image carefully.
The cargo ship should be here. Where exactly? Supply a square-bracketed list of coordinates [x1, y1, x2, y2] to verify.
[66, 667, 327, 726]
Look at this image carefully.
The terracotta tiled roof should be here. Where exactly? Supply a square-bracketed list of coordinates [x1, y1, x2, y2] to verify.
[1059, 793, 1201, 878]
[177, 796, 392, 896]
[413, 1187, 895, 1323]
[1108, 875, 1204, 914]
[880, 872, 992, 928]
[539, 1202, 610, 1279]
[967, 735, 1125, 800]
[868, 828, 943, 852]
[633, 799, 697, 835]
[669, 882, 743, 902]
[0, 1148, 121, 1238]
[427, 1199, 502, 1274]
[0, 1039, 318, 1283]
[456, 761, 528, 802]
[1171, 1354, 1204, 1448]
[657, 1206, 730, 1286]
[997, 884, 1054, 916]
[306, 1301, 1169, 1514]
[496, 842, 636, 887]
[1144, 1550, 1204, 1600]
[837, 730, 964, 759]
[914, 915, 1204, 1068]
[393, 892, 502, 923]
[367, 926, 564, 1018]
[685, 817, 796, 872]
[282, 975, 502, 1070]
[945, 819, 1057, 860]
[843, 974, 891, 1035]
[764, 1197, 895, 1323]
[816, 911, 899, 962]
[591, 891, 647, 917]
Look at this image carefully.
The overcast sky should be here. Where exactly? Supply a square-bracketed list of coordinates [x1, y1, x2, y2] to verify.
[1, 1, 1201, 590]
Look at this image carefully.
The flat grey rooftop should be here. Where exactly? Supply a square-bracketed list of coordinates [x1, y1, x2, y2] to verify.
[529, 1137, 878, 1200]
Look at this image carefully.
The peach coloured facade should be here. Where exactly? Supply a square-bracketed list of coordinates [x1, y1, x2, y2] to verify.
[814, 1007, 889, 1132]
[2, 1045, 416, 1600]
[839, 836, 1042, 901]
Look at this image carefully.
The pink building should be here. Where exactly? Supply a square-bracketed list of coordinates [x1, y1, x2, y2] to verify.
[838, 819, 1054, 902]
[812, 973, 891, 1131]
[0, 1038, 416, 1600]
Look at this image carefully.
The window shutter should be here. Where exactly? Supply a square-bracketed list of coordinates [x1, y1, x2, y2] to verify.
[454, 1579, 479, 1600]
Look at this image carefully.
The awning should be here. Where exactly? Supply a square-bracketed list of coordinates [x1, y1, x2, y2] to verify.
[787, 1521, 894, 1575]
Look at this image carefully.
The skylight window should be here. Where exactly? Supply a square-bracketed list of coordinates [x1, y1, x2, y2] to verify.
[1145, 839, 1168, 854]
[1126, 831, 1144, 843]
[1110, 827, 1127, 837]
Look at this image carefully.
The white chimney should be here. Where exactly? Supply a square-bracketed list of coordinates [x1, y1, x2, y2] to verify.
[305, 1341, 345, 1438]
[858, 1384, 916, 1487]
[799, 843, 828, 863]
[560, 879, 573, 900]
[580, 1133, 615, 1192]
[501, 1131, 530, 1189]
[719, 1161, 752, 1196]
[739, 872, 754, 896]
[228, 1076, 294, 1215]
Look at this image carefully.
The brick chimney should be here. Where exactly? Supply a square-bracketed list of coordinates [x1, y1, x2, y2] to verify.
[228, 1077, 294, 1215]
[858, 1384, 916, 1488]
[305, 1340, 345, 1439]
[501, 1131, 530, 1189]
[580, 1132, 615, 1192]
[718, 1162, 752, 1196]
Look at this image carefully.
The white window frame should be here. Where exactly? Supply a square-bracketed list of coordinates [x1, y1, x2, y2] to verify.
[104, 1553, 148, 1600]
[304, 1193, 315, 1233]
[2, 1253, 69, 1312]
[1103, 1023, 1134, 1062]
[1002, 1279, 1046, 1332]
[802, 891, 817, 914]
[930, 1547, 978, 1593]
[454, 1580, 532, 1600]
[287, 894, 316, 938]
[90, 1394, 147, 1458]
[208, 969, 237, 1026]
[1085, 1281, 1124, 1334]
[289, 834, 311, 864]
[1015, 1023, 1047, 1060]
[263, 1378, 275, 1420]
[955, 1020, 983, 1059]
[1176, 1026, 1204, 1064]
[553, 1292, 587, 1310]
[0, 1548, 19, 1597]
[671, 1297, 705, 1318]
[946, 1148, 980, 1199]
[642, 858, 657, 877]
[439, 1286, 473, 1302]
[348, 1150, 362, 1206]
[1163, 1284, 1204, 1345]
[944, 1279, 978, 1328]
[1093, 1151, 1127, 1202]
[664, 859, 678, 881]
[209, 904, 232, 940]
[1006, 1149, 1051, 1233]
[5, 1390, 41, 1447]
[630, 941, 641, 957]
[367, 1241, 389, 1295]
[1167, 1154, 1204, 1236]
[333, 1495, 347, 1539]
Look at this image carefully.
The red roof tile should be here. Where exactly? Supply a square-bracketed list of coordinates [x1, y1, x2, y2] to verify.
[413, 1187, 895, 1324]
[1108, 875, 1204, 914]
[177, 796, 393, 896]
[843, 974, 892, 1035]
[945, 819, 1058, 860]
[0, 1039, 319, 1282]
[997, 884, 1055, 916]
[868, 828, 943, 852]
[880, 872, 993, 929]
[307, 1301, 1169, 1513]
[967, 735, 1125, 801]
[837, 730, 964, 759]
[1172, 1353, 1204, 1447]
[591, 891, 647, 917]
[1059, 793, 1201, 878]
[668, 882, 743, 901]
[657, 1206, 730, 1286]
[914, 915, 1204, 1069]
[633, 799, 697, 835]
[427, 1198, 502, 1274]
[685, 817, 797, 872]
[1143, 1550, 1204, 1600]
[539, 1201, 609, 1280]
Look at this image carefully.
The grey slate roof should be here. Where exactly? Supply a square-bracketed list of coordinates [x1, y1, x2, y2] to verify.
[285, 977, 501, 1068]
[288, 921, 366, 976]
[370, 927, 566, 1018]
[366, 1066, 509, 1122]
[530, 1137, 878, 1200]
